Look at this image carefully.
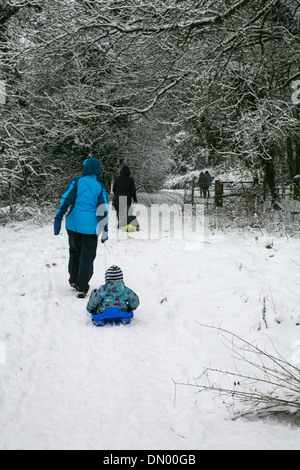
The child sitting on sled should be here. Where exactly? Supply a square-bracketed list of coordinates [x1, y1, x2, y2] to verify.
[86, 265, 140, 314]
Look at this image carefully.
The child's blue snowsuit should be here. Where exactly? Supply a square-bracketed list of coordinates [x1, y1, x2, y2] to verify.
[86, 280, 140, 314]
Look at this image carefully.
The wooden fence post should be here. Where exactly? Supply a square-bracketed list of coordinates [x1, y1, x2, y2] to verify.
[215, 180, 223, 207]
[191, 179, 195, 206]
[294, 182, 300, 201]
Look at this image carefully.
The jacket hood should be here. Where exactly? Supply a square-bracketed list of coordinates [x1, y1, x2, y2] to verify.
[105, 280, 125, 295]
[83, 158, 102, 177]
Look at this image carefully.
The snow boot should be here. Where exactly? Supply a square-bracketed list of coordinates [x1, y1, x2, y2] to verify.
[77, 291, 86, 298]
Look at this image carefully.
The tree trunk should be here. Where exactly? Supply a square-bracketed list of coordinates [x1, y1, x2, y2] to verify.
[264, 148, 278, 203]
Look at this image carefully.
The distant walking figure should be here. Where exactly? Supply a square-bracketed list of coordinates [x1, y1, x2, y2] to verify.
[198, 171, 208, 198]
[112, 165, 139, 231]
[205, 170, 212, 197]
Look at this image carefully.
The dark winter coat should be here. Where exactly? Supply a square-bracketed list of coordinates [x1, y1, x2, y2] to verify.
[112, 168, 137, 211]
[198, 172, 208, 189]
[205, 172, 212, 187]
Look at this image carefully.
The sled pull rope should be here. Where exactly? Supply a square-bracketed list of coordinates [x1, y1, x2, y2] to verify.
[104, 242, 110, 270]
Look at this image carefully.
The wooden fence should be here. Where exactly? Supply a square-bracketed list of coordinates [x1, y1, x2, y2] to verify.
[184, 179, 300, 207]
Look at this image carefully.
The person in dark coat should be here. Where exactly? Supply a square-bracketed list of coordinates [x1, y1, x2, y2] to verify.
[112, 165, 139, 230]
[198, 171, 208, 197]
[205, 170, 213, 197]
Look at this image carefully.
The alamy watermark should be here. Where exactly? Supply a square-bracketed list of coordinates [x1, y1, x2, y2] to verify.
[292, 80, 300, 105]
[0, 80, 6, 104]
[96, 200, 205, 250]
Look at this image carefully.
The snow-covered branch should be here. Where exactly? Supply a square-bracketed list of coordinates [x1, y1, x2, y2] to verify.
[175, 323, 300, 419]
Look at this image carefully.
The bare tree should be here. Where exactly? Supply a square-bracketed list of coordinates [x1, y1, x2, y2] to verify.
[175, 323, 300, 420]
[1, 0, 300, 203]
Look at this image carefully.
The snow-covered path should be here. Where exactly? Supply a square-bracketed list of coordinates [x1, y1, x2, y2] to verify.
[0, 220, 300, 450]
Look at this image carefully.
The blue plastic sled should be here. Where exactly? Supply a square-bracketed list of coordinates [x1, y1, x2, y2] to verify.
[91, 307, 134, 327]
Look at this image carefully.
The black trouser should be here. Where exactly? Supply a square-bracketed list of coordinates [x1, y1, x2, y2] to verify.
[200, 185, 208, 197]
[67, 230, 98, 293]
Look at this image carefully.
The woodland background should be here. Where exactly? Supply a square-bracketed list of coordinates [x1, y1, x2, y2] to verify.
[0, 0, 300, 207]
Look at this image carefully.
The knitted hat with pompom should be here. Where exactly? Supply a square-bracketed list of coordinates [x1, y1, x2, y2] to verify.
[105, 265, 123, 282]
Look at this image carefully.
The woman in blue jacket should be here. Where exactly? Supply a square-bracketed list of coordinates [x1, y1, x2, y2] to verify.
[54, 158, 109, 298]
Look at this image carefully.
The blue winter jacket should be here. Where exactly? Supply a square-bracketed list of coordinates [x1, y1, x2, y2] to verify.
[56, 158, 109, 235]
[205, 172, 212, 186]
[86, 280, 140, 314]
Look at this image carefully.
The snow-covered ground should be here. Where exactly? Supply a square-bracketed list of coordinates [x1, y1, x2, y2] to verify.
[0, 208, 300, 450]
